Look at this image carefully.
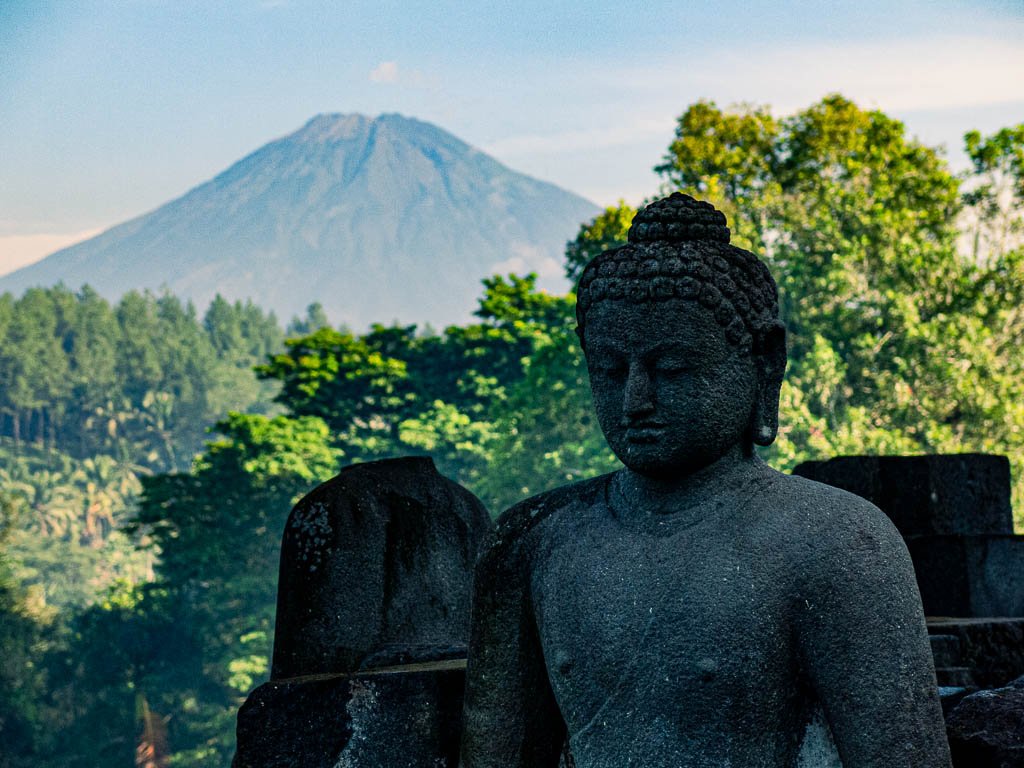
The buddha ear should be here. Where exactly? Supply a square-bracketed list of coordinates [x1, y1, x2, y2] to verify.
[752, 323, 787, 446]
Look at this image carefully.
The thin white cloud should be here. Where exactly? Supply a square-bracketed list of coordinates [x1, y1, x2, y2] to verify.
[490, 244, 563, 280]
[483, 118, 673, 158]
[0, 228, 103, 278]
[368, 60, 434, 88]
[479, 33, 1023, 193]
[369, 61, 400, 84]
[617, 35, 1024, 116]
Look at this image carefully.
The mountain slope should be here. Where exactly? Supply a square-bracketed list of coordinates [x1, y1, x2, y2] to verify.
[1, 114, 598, 327]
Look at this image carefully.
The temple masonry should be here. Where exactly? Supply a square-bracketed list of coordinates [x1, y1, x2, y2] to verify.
[233, 453, 1024, 767]
[795, 454, 1024, 766]
[233, 456, 491, 767]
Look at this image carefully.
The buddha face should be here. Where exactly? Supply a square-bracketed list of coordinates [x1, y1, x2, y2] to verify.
[583, 298, 759, 479]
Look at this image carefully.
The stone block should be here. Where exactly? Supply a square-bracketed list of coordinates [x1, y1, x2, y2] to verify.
[233, 660, 466, 768]
[792, 454, 1012, 537]
[910, 536, 1024, 618]
[936, 667, 976, 688]
[930, 634, 962, 669]
[946, 676, 1024, 767]
[272, 456, 491, 679]
[929, 618, 1024, 689]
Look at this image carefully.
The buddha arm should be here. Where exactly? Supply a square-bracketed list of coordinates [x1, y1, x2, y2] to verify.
[460, 531, 566, 768]
[796, 499, 952, 767]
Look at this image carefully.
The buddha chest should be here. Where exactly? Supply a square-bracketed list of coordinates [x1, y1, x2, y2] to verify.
[528, 496, 810, 765]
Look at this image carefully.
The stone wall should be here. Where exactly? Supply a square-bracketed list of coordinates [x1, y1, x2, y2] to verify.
[236, 453, 1024, 766]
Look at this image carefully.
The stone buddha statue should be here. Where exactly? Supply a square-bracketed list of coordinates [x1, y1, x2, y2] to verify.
[460, 193, 951, 767]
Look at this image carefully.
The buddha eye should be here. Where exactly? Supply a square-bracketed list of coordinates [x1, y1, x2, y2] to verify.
[653, 357, 693, 374]
[595, 363, 627, 378]
[589, 356, 627, 378]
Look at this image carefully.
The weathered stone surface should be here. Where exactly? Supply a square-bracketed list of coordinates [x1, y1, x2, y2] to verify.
[946, 676, 1024, 768]
[929, 618, 1024, 689]
[462, 194, 952, 767]
[910, 536, 1024, 617]
[794, 455, 1024, 620]
[358, 642, 467, 671]
[792, 454, 1013, 537]
[233, 662, 466, 768]
[272, 456, 491, 679]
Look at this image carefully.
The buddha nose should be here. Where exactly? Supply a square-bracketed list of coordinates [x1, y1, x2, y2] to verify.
[623, 362, 655, 417]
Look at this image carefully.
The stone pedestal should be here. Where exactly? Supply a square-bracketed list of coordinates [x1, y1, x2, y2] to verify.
[233, 660, 466, 768]
[911, 537, 1024, 617]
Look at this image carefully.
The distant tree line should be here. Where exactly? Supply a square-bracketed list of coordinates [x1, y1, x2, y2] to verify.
[0, 287, 284, 466]
[0, 95, 1022, 766]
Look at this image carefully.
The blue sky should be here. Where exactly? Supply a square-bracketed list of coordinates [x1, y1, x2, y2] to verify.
[1, 0, 1022, 274]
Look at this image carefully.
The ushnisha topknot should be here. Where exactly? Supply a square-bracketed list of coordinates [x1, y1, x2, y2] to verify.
[627, 192, 731, 244]
[575, 192, 780, 354]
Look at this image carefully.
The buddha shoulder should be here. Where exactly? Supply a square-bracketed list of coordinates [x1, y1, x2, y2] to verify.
[485, 474, 610, 556]
[755, 468, 907, 563]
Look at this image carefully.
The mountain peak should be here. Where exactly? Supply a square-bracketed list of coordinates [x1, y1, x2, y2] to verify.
[0, 115, 599, 328]
[295, 113, 373, 142]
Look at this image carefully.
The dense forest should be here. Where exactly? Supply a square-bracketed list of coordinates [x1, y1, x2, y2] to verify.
[1, 95, 1023, 766]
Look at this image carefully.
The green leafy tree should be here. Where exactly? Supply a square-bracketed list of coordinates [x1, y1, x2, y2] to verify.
[655, 100, 781, 252]
[122, 413, 342, 767]
[478, 315, 619, 511]
[0, 492, 49, 768]
[654, 96, 1024, 517]
[564, 202, 636, 282]
[257, 328, 413, 458]
[0, 287, 296, 764]
[963, 124, 1024, 263]
[0, 288, 72, 447]
[286, 301, 332, 337]
[400, 274, 585, 497]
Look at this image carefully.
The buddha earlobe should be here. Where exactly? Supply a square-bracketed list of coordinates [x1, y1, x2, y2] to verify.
[754, 422, 775, 446]
[751, 323, 787, 447]
[751, 393, 779, 446]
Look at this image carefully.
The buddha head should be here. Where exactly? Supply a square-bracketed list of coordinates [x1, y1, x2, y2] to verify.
[575, 193, 786, 479]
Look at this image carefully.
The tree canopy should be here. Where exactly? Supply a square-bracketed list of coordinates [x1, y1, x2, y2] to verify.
[1, 95, 1023, 765]
[576, 96, 1024, 511]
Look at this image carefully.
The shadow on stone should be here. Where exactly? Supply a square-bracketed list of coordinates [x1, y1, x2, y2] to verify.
[233, 661, 466, 768]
